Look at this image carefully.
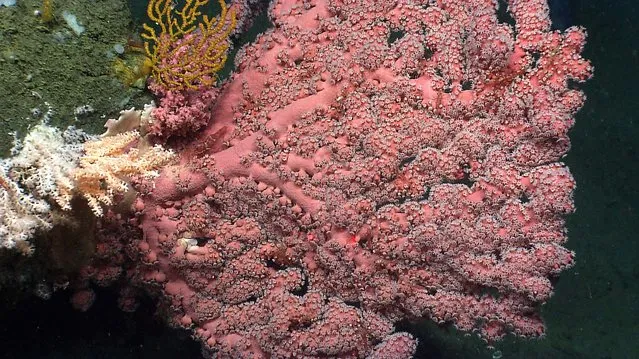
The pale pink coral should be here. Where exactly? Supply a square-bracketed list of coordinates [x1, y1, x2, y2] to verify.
[83, 0, 591, 357]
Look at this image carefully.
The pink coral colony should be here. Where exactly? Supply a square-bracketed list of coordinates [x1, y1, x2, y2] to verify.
[79, 0, 592, 358]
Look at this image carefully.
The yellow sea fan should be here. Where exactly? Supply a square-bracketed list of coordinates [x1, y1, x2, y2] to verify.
[141, 0, 236, 90]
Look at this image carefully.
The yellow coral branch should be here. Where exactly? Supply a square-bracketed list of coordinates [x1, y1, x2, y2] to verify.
[141, 0, 236, 91]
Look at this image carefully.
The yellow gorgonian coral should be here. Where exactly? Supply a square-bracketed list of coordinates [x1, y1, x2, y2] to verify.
[141, 0, 236, 91]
